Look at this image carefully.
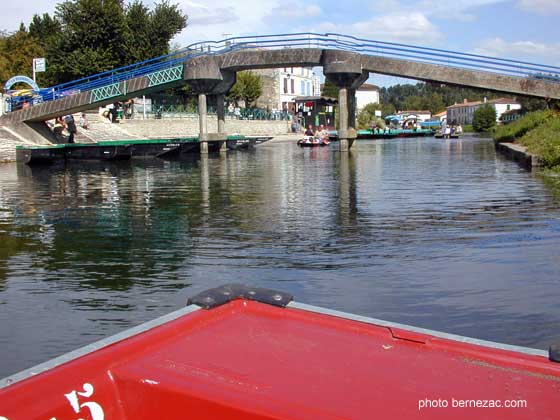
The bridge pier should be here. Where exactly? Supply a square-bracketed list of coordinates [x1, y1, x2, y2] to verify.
[198, 93, 209, 154]
[185, 57, 235, 155]
[322, 50, 368, 152]
[216, 93, 227, 153]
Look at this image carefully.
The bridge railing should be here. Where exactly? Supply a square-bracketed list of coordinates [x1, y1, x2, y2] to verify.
[7, 33, 560, 113]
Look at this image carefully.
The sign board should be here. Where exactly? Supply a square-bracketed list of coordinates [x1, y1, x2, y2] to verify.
[33, 58, 46, 73]
[4, 75, 39, 91]
[375, 110, 382, 117]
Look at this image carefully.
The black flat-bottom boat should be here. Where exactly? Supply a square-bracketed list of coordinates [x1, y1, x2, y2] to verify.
[297, 139, 330, 147]
[16, 136, 254, 165]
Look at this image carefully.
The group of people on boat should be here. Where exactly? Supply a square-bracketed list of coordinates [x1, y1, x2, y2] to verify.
[298, 124, 330, 147]
[437, 124, 463, 139]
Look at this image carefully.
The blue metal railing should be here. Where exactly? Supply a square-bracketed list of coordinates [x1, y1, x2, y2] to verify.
[6, 33, 560, 112]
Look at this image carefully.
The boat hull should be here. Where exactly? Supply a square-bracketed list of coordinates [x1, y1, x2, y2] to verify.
[297, 140, 329, 147]
[15, 136, 262, 165]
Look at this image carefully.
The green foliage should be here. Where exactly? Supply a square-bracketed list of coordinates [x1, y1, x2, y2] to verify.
[148, 1, 187, 57]
[2, 0, 187, 86]
[0, 28, 45, 85]
[357, 103, 386, 129]
[518, 116, 560, 169]
[124, 0, 188, 63]
[321, 79, 339, 98]
[517, 96, 550, 112]
[380, 82, 502, 114]
[493, 110, 554, 142]
[472, 104, 497, 132]
[379, 102, 396, 116]
[227, 71, 262, 107]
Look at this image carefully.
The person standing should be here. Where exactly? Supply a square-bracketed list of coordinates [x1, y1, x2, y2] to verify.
[63, 114, 77, 143]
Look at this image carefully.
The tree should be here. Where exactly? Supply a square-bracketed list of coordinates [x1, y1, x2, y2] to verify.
[321, 79, 339, 98]
[227, 71, 262, 107]
[517, 96, 550, 113]
[0, 27, 45, 85]
[47, 0, 131, 82]
[472, 104, 497, 132]
[380, 82, 502, 114]
[20, 0, 187, 85]
[125, 0, 187, 62]
[357, 103, 386, 129]
[28, 13, 62, 50]
[147, 1, 187, 58]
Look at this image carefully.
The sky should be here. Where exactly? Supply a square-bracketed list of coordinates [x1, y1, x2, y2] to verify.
[2, 0, 559, 87]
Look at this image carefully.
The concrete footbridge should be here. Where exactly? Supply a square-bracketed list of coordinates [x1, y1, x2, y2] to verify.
[2, 33, 560, 151]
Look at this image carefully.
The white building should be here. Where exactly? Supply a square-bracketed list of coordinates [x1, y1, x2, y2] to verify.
[252, 67, 321, 112]
[433, 110, 447, 122]
[279, 67, 321, 112]
[355, 83, 380, 110]
[447, 98, 521, 125]
[490, 98, 522, 123]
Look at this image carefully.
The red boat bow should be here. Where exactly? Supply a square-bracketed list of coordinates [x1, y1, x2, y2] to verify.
[1, 284, 559, 419]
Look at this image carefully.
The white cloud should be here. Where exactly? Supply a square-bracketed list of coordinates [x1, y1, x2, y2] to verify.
[263, 2, 322, 21]
[306, 5, 322, 17]
[419, 0, 508, 18]
[517, 0, 560, 15]
[174, 0, 272, 45]
[314, 12, 443, 45]
[183, 1, 239, 26]
[473, 38, 560, 66]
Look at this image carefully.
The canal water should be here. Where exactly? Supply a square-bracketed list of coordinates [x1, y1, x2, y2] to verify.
[1, 136, 560, 377]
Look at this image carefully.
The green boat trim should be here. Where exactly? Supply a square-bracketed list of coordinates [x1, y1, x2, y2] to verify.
[16, 135, 247, 150]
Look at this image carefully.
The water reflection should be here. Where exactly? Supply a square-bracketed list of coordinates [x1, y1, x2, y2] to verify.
[1, 136, 560, 377]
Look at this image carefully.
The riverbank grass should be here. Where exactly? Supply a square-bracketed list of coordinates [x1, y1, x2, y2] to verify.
[518, 118, 560, 170]
[493, 110, 554, 143]
[494, 111, 560, 171]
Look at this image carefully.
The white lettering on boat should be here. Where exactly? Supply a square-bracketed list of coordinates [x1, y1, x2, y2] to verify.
[64, 383, 105, 420]
[141, 379, 159, 385]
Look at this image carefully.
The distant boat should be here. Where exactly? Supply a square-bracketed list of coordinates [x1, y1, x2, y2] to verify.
[297, 137, 330, 147]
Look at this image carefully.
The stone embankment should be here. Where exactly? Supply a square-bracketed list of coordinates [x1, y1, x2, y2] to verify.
[495, 142, 543, 170]
[0, 126, 31, 163]
[0, 113, 292, 163]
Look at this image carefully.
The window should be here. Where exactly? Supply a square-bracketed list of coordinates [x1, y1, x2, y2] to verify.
[284, 78, 288, 94]
[301, 80, 305, 95]
[291, 79, 295, 94]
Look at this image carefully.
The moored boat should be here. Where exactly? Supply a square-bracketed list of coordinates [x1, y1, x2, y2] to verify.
[435, 130, 460, 139]
[1, 284, 559, 419]
[297, 136, 330, 147]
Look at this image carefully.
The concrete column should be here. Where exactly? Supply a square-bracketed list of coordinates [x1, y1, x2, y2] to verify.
[216, 93, 227, 153]
[338, 87, 350, 152]
[347, 88, 357, 130]
[198, 93, 208, 154]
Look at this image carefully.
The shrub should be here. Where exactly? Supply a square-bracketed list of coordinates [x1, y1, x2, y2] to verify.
[518, 118, 560, 168]
[493, 110, 554, 143]
[357, 103, 386, 129]
[472, 104, 497, 132]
